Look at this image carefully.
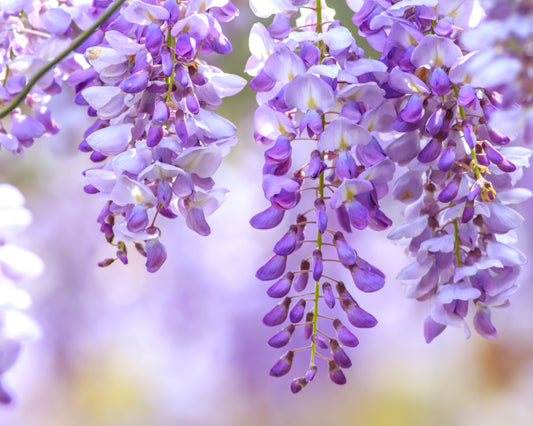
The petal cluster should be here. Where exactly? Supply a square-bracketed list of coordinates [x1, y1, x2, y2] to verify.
[249, 0, 393, 391]
[74, 0, 245, 271]
[351, 0, 531, 340]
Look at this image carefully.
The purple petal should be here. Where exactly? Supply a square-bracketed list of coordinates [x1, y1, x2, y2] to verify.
[153, 100, 169, 124]
[265, 136, 292, 162]
[267, 273, 293, 298]
[186, 207, 211, 236]
[458, 84, 477, 108]
[333, 232, 357, 266]
[438, 144, 456, 171]
[86, 124, 132, 156]
[300, 42, 320, 67]
[411, 35, 462, 68]
[289, 299, 306, 323]
[328, 361, 347, 385]
[267, 324, 295, 348]
[126, 204, 149, 233]
[335, 204, 352, 233]
[438, 181, 459, 203]
[347, 200, 368, 230]
[256, 254, 287, 281]
[330, 340, 352, 368]
[312, 249, 323, 282]
[424, 316, 446, 343]
[315, 199, 328, 234]
[473, 306, 498, 339]
[344, 301, 378, 328]
[263, 297, 291, 327]
[463, 125, 476, 149]
[40, 8, 71, 34]
[350, 266, 385, 293]
[333, 319, 359, 347]
[146, 125, 163, 147]
[119, 70, 149, 93]
[10, 114, 45, 141]
[268, 13, 291, 39]
[335, 150, 357, 180]
[290, 378, 307, 394]
[312, 334, 329, 350]
[285, 73, 335, 113]
[430, 68, 450, 96]
[293, 260, 310, 291]
[322, 282, 335, 309]
[425, 107, 445, 136]
[145, 22, 164, 55]
[269, 350, 294, 377]
[399, 95, 424, 123]
[145, 239, 167, 273]
[418, 138, 442, 163]
[250, 206, 285, 229]
[273, 225, 297, 256]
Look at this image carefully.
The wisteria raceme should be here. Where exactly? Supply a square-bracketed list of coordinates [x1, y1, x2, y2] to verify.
[463, 0, 533, 146]
[74, 0, 245, 271]
[349, 0, 531, 341]
[248, 0, 394, 391]
[0, 0, 86, 154]
[0, 184, 43, 404]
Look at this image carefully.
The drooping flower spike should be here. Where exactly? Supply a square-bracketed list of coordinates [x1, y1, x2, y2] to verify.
[248, 0, 395, 391]
[0, 184, 44, 404]
[349, 0, 531, 341]
[75, 0, 245, 271]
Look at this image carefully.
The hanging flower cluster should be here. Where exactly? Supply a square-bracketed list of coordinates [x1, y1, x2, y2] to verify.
[73, 0, 245, 271]
[247, 0, 397, 391]
[350, 0, 531, 341]
[463, 0, 533, 146]
[0, 0, 89, 154]
[0, 184, 43, 404]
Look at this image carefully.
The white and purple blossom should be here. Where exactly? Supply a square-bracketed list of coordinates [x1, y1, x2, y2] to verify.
[75, 0, 245, 271]
[351, 0, 532, 341]
[0, 184, 43, 404]
[248, 0, 394, 391]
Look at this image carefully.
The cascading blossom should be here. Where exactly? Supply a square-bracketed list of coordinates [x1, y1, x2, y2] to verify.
[248, 0, 396, 391]
[462, 0, 533, 146]
[0, 184, 43, 404]
[349, 0, 532, 342]
[0, 0, 88, 154]
[73, 0, 246, 271]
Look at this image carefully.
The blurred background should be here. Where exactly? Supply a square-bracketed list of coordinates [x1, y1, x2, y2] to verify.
[1, 2, 533, 425]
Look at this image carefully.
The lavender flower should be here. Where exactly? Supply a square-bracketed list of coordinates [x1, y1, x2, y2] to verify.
[249, 0, 393, 390]
[76, 0, 245, 271]
[0, 184, 43, 404]
[350, 0, 531, 341]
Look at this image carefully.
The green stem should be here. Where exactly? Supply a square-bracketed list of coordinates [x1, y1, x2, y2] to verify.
[310, 119, 326, 366]
[0, 0, 127, 119]
[453, 218, 461, 266]
[470, 148, 481, 178]
[166, 28, 175, 103]
[310, 0, 324, 366]
[316, 0, 323, 34]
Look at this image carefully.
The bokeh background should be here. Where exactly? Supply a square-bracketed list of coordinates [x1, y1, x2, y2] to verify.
[1, 2, 533, 425]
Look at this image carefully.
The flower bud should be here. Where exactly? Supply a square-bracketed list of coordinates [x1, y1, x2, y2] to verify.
[270, 351, 294, 377]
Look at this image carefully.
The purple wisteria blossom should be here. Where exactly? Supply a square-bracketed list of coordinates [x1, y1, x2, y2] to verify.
[463, 0, 533, 147]
[75, 0, 245, 271]
[350, 0, 531, 342]
[0, 184, 43, 404]
[248, 0, 394, 391]
[0, 0, 91, 154]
